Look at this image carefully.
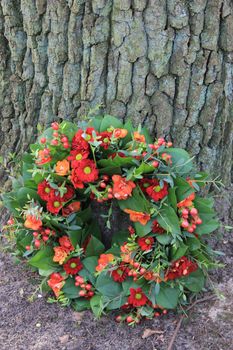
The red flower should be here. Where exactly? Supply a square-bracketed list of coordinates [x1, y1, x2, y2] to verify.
[71, 159, 99, 186]
[128, 288, 148, 307]
[47, 273, 64, 297]
[146, 180, 168, 201]
[46, 193, 63, 214]
[37, 180, 53, 201]
[139, 178, 153, 193]
[68, 149, 89, 168]
[152, 220, 165, 234]
[166, 256, 198, 280]
[137, 236, 154, 251]
[111, 263, 129, 282]
[71, 130, 90, 151]
[98, 131, 113, 149]
[62, 185, 75, 201]
[63, 257, 83, 275]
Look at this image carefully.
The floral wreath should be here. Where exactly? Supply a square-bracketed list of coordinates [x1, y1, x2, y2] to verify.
[2, 115, 219, 325]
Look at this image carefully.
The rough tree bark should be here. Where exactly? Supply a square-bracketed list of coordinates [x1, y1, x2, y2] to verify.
[0, 0, 232, 190]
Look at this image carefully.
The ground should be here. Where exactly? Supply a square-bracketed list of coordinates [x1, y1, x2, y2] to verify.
[0, 189, 232, 350]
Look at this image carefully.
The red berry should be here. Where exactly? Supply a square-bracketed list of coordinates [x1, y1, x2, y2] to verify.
[42, 236, 49, 242]
[43, 148, 50, 155]
[163, 309, 167, 315]
[44, 229, 50, 235]
[133, 262, 140, 269]
[115, 315, 122, 323]
[152, 161, 159, 168]
[26, 245, 31, 250]
[154, 312, 160, 317]
[126, 316, 133, 323]
[85, 284, 92, 291]
[190, 208, 198, 216]
[53, 132, 59, 137]
[108, 187, 113, 193]
[79, 290, 86, 297]
[61, 136, 68, 143]
[87, 291, 94, 297]
[100, 182, 106, 189]
[103, 175, 109, 181]
[34, 240, 41, 248]
[80, 284, 86, 289]
[196, 218, 202, 225]
[51, 139, 58, 146]
[187, 226, 194, 233]
[108, 194, 113, 199]
[132, 271, 137, 277]
[51, 122, 59, 130]
[63, 142, 70, 149]
[181, 220, 189, 228]
[40, 137, 46, 144]
[167, 141, 173, 147]
[33, 231, 38, 237]
[139, 268, 146, 275]
[182, 208, 189, 216]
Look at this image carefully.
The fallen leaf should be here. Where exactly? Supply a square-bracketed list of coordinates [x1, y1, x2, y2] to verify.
[72, 311, 85, 323]
[59, 335, 69, 344]
[142, 328, 164, 339]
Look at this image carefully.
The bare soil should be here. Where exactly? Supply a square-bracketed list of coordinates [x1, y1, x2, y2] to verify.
[0, 189, 232, 350]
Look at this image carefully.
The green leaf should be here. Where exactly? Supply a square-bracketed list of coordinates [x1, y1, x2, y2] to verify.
[155, 205, 181, 236]
[171, 242, 188, 260]
[17, 187, 42, 207]
[67, 229, 82, 248]
[156, 234, 172, 245]
[165, 148, 193, 175]
[90, 295, 103, 317]
[181, 269, 205, 292]
[100, 115, 123, 132]
[141, 125, 153, 143]
[186, 236, 201, 251]
[96, 272, 123, 298]
[62, 277, 80, 299]
[134, 220, 152, 237]
[195, 219, 219, 235]
[118, 186, 150, 213]
[156, 284, 180, 309]
[88, 116, 103, 132]
[98, 155, 135, 169]
[85, 236, 105, 257]
[174, 177, 195, 202]
[167, 187, 177, 210]
[111, 230, 129, 246]
[59, 121, 78, 141]
[29, 246, 57, 271]
[73, 298, 91, 311]
[103, 295, 127, 310]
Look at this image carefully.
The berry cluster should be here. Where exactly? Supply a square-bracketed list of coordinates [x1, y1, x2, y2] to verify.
[26, 227, 55, 250]
[75, 276, 95, 299]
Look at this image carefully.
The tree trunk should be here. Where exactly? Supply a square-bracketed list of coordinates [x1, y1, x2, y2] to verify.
[0, 0, 232, 190]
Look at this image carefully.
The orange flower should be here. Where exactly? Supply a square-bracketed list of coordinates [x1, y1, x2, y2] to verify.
[24, 215, 42, 230]
[177, 192, 195, 208]
[112, 175, 136, 200]
[35, 149, 52, 165]
[133, 132, 145, 143]
[47, 273, 65, 297]
[53, 246, 68, 265]
[96, 253, 114, 272]
[113, 128, 128, 139]
[55, 159, 70, 176]
[59, 235, 74, 253]
[124, 209, 150, 225]
[62, 201, 81, 217]
[120, 244, 132, 263]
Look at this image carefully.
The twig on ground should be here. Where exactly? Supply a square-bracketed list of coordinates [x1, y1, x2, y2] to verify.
[167, 295, 217, 350]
